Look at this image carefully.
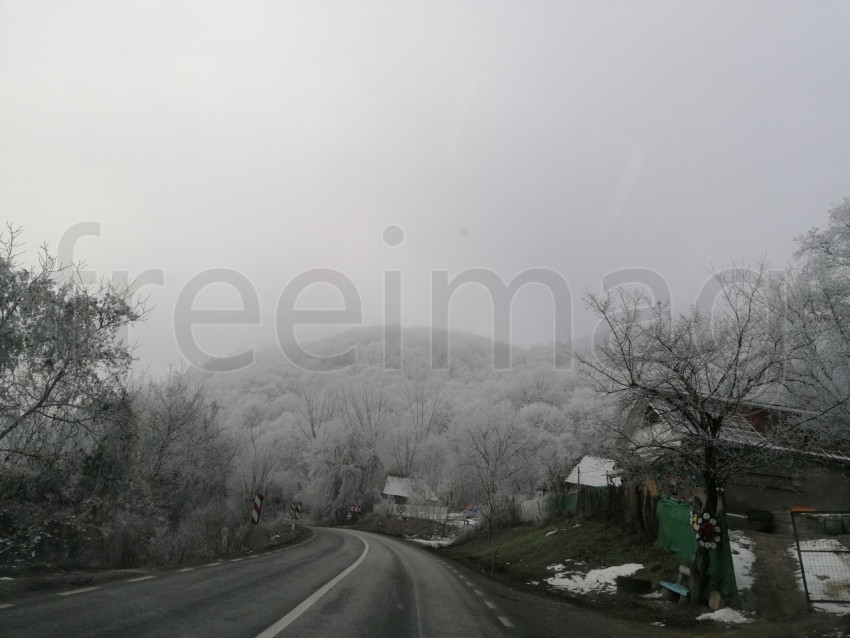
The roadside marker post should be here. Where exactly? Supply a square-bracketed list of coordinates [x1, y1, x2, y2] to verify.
[251, 493, 264, 524]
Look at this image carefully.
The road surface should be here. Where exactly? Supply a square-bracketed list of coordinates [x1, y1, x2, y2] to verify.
[0, 527, 675, 637]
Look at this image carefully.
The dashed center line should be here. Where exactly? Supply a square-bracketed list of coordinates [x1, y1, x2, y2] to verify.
[126, 575, 155, 582]
[179, 567, 194, 572]
[204, 562, 222, 567]
[58, 586, 100, 596]
[229, 558, 243, 562]
[444, 561, 513, 629]
[0, 603, 14, 609]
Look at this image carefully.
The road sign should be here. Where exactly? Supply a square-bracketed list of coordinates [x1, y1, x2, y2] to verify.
[290, 501, 303, 519]
[251, 493, 264, 524]
[396, 504, 406, 514]
[396, 514, 406, 523]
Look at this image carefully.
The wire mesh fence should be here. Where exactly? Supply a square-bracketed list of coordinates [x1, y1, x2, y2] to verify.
[790, 510, 850, 605]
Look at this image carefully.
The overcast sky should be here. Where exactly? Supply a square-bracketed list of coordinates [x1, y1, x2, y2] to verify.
[2, 1, 849, 373]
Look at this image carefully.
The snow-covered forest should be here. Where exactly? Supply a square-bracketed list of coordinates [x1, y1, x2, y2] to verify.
[201, 327, 600, 522]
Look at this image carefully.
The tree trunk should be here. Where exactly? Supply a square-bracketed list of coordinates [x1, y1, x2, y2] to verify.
[691, 444, 719, 605]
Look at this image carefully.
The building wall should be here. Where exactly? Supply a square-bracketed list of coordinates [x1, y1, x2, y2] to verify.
[725, 459, 850, 513]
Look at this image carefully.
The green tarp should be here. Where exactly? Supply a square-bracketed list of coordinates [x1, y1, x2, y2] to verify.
[655, 497, 740, 606]
[656, 497, 697, 561]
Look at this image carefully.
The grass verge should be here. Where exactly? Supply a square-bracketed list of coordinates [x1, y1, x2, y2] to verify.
[442, 515, 680, 593]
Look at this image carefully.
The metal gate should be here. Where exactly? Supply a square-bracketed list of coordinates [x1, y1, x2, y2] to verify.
[790, 510, 850, 606]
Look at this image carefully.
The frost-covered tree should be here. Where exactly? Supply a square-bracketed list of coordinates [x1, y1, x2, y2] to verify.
[574, 264, 790, 603]
[459, 399, 531, 541]
[0, 225, 143, 457]
[786, 197, 850, 441]
[391, 372, 447, 477]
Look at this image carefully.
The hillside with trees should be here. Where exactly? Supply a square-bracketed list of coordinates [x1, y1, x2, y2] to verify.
[198, 326, 600, 529]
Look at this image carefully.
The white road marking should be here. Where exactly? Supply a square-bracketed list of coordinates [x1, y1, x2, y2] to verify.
[0, 603, 14, 609]
[255, 535, 370, 638]
[179, 567, 194, 572]
[229, 558, 243, 562]
[485, 601, 497, 609]
[126, 575, 155, 582]
[474, 589, 483, 596]
[58, 586, 100, 596]
[498, 616, 515, 628]
[204, 562, 222, 567]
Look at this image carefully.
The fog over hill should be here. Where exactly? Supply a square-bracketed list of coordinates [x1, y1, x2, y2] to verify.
[196, 326, 601, 522]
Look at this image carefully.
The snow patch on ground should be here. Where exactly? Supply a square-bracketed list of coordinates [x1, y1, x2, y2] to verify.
[728, 530, 756, 591]
[545, 529, 564, 537]
[546, 563, 566, 572]
[446, 512, 480, 530]
[406, 537, 452, 547]
[813, 603, 850, 616]
[545, 563, 643, 595]
[696, 608, 753, 624]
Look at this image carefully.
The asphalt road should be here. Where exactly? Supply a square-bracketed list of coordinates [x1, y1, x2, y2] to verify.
[0, 528, 522, 637]
[0, 527, 692, 638]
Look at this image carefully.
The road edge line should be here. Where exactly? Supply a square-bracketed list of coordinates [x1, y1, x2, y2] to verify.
[255, 534, 370, 638]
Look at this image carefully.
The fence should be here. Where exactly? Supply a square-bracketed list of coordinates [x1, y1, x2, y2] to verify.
[790, 510, 850, 606]
[520, 496, 544, 522]
[527, 485, 625, 522]
[375, 499, 447, 522]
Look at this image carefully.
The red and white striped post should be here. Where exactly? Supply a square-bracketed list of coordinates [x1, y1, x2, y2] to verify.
[251, 493, 264, 524]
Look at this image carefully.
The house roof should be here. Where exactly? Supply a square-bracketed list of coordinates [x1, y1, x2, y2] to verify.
[566, 456, 621, 487]
[628, 398, 850, 465]
[381, 475, 438, 501]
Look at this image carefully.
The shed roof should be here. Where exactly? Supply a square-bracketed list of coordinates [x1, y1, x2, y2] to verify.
[382, 475, 438, 501]
[566, 456, 621, 487]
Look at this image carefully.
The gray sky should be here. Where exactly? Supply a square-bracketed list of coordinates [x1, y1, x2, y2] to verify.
[2, 1, 849, 373]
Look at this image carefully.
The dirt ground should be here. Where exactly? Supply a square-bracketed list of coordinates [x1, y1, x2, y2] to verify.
[742, 530, 811, 619]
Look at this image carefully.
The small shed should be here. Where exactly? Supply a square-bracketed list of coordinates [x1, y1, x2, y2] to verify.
[566, 456, 621, 488]
[380, 475, 445, 522]
[381, 475, 439, 505]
